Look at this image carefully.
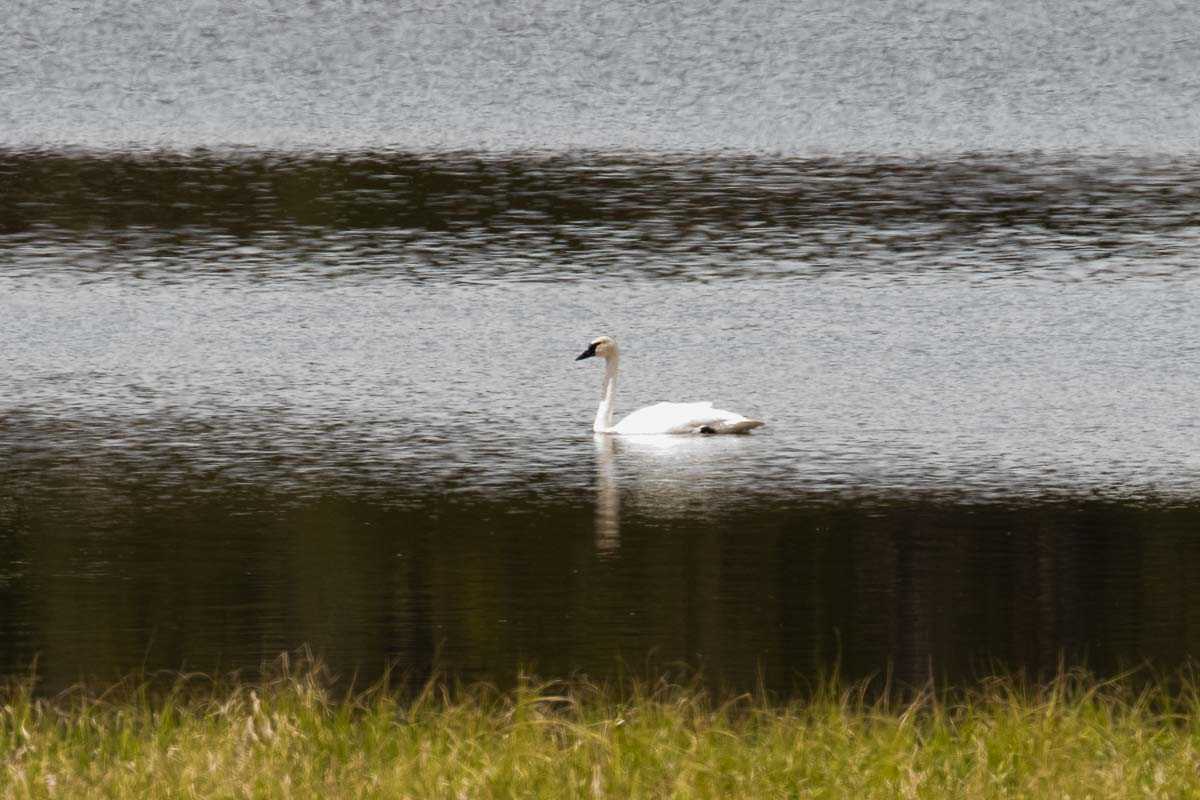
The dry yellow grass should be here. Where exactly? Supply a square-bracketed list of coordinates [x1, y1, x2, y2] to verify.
[2, 661, 1199, 798]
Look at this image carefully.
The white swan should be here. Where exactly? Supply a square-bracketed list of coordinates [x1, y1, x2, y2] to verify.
[575, 336, 764, 435]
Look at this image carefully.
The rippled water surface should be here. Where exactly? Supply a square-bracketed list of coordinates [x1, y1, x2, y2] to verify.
[3, 150, 1199, 691]
[3, 0, 1200, 693]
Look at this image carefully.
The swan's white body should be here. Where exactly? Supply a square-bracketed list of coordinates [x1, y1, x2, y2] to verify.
[577, 337, 764, 435]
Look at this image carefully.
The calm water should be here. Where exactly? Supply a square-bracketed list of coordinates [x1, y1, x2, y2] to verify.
[3, 1, 1200, 692]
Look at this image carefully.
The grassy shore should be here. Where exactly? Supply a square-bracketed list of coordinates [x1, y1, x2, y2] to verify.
[2, 663, 1199, 799]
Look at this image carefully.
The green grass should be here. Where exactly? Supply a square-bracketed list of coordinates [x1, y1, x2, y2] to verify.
[3, 661, 1200, 798]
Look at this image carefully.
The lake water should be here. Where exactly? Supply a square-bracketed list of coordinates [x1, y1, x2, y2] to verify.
[2, 1, 1200, 693]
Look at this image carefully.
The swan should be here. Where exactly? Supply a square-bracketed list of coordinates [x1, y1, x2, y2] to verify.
[575, 336, 764, 435]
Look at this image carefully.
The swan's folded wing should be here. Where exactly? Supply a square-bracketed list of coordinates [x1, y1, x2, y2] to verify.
[613, 402, 763, 434]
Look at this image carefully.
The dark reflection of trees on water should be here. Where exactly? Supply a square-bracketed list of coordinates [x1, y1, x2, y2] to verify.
[4, 151, 1198, 284]
[4, 472, 1200, 693]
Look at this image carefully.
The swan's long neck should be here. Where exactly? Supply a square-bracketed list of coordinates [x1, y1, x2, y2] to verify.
[594, 354, 619, 433]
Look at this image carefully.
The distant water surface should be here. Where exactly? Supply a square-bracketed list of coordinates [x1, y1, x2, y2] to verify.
[3, 0, 1200, 152]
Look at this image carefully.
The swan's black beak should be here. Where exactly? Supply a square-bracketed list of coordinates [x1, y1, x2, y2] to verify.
[575, 343, 597, 361]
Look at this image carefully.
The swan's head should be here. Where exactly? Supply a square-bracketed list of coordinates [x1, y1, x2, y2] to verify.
[575, 336, 618, 361]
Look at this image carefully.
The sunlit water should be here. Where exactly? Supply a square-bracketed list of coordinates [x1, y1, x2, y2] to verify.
[3, 0, 1200, 693]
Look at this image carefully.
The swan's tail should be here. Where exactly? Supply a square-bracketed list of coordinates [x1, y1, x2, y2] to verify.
[700, 418, 764, 434]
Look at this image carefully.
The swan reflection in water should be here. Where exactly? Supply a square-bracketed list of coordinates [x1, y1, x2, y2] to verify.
[592, 433, 762, 556]
[594, 434, 620, 555]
